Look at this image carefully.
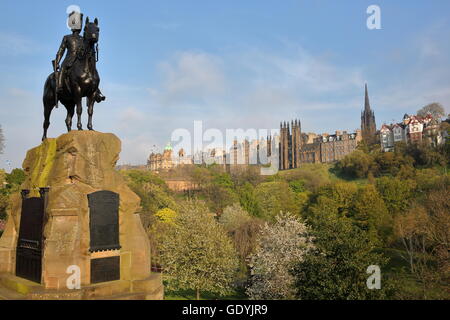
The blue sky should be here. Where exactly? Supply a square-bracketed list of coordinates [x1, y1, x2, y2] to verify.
[0, 0, 449, 168]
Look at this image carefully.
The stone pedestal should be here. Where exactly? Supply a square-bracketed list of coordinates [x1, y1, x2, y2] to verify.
[0, 131, 163, 299]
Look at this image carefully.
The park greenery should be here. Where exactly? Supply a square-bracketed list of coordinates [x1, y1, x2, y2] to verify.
[115, 130, 449, 300]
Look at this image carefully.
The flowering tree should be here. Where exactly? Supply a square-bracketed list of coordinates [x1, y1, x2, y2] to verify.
[246, 212, 314, 300]
[157, 200, 239, 300]
[218, 203, 252, 232]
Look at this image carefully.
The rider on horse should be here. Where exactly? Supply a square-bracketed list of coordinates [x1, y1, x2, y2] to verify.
[55, 11, 105, 103]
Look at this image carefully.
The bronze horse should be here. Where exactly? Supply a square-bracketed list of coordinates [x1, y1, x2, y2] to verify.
[42, 17, 104, 141]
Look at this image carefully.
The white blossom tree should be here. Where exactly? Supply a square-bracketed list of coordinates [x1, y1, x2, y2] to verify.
[246, 212, 314, 300]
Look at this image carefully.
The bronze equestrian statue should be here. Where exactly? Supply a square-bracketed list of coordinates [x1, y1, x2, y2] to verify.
[42, 11, 105, 141]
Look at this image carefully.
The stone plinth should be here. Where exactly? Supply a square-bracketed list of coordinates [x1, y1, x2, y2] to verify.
[0, 131, 163, 299]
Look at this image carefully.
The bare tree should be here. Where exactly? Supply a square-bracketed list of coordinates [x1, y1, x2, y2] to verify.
[417, 102, 445, 119]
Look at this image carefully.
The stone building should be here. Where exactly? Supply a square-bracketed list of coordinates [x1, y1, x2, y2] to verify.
[379, 113, 444, 151]
[274, 118, 362, 169]
[273, 120, 301, 170]
[361, 83, 377, 144]
[298, 130, 362, 164]
[147, 143, 193, 171]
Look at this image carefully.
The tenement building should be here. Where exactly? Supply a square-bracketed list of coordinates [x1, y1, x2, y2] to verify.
[379, 113, 444, 152]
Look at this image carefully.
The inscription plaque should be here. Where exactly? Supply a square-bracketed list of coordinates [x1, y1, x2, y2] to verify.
[91, 256, 120, 283]
[88, 190, 121, 252]
[16, 195, 45, 283]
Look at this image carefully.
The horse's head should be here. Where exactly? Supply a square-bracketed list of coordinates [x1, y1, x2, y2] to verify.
[83, 17, 99, 44]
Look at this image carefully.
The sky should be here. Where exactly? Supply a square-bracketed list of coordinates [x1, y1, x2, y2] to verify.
[0, 0, 449, 169]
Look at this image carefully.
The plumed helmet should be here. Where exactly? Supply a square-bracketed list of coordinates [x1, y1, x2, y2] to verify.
[68, 11, 83, 31]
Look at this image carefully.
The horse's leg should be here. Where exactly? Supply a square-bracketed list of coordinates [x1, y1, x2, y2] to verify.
[42, 105, 53, 141]
[76, 98, 83, 130]
[42, 75, 55, 141]
[87, 96, 95, 130]
[64, 103, 75, 132]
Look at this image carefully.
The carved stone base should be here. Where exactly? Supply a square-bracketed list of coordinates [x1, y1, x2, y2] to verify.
[0, 131, 163, 299]
[0, 273, 164, 300]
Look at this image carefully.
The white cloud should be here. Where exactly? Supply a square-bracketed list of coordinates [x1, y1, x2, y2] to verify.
[0, 32, 39, 56]
[151, 51, 226, 106]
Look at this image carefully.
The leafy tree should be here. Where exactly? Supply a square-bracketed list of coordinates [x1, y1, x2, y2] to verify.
[281, 163, 331, 191]
[294, 213, 394, 299]
[5, 168, 25, 192]
[315, 182, 358, 217]
[289, 179, 305, 193]
[247, 213, 314, 300]
[417, 102, 445, 119]
[336, 150, 374, 178]
[219, 203, 251, 232]
[154, 207, 177, 224]
[350, 184, 392, 245]
[237, 182, 261, 217]
[376, 177, 414, 215]
[254, 181, 299, 221]
[219, 204, 263, 284]
[157, 200, 239, 300]
[122, 169, 177, 229]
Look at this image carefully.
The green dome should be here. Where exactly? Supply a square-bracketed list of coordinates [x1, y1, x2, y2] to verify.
[164, 142, 173, 151]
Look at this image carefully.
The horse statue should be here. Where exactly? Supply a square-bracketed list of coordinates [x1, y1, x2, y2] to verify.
[42, 16, 105, 141]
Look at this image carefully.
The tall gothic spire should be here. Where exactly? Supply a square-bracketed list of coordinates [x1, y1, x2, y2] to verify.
[361, 83, 376, 143]
[364, 83, 371, 112]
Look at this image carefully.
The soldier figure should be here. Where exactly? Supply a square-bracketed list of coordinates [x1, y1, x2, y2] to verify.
[55, 11, 105, 102]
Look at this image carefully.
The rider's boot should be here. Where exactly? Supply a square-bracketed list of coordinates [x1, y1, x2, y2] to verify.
[94, 90, 106, 103]
[56, 69, 64, 94]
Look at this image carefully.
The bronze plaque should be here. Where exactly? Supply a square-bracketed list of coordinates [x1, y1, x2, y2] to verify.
[91, 256, 120, 283]
[16, 197, 45, 283]
[88, 190, 121, 252]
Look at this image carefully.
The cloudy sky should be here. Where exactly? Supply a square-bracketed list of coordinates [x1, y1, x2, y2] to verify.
[1, 0, 449, 169]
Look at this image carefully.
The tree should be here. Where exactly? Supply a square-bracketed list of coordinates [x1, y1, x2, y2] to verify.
[350, 184, 392, 245]
[395, 185, 450, 298]
[237, 182, 261, 217]
[219, 203, 252, 232]
[417, 102, 445, 119]
[376, 176, 414, 215]
[336, 150, 374, 178]
[254, 181, 299, 221]
[154, 207, 177, 224]
[315, 182, 358, 217]
[5, 168, 25, 189]
[218, 204, 263, 285]
[157, 200, 239, 300]
[0, 124, 4, 155]
[246, 213, 314, 300]
[293, 213, 394, 300]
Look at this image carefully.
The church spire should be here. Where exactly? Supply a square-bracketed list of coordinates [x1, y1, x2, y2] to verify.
[364, 83, 371, 112]
[361, 83, 376, 144]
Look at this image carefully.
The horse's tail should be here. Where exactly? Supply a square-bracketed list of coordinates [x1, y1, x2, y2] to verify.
[43, 73, 56, 109]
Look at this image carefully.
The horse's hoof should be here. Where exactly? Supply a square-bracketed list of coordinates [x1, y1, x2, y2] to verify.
[78, 127, 83, 131]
